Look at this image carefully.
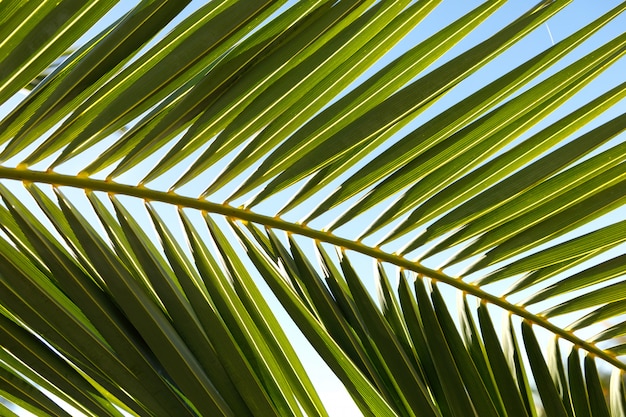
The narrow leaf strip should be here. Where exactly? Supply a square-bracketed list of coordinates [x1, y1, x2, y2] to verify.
[584, 355, 611, 417]
[520, 321, 568, 417]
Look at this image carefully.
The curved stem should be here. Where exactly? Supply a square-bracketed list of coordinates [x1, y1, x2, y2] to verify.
[1, 166, 623, 370]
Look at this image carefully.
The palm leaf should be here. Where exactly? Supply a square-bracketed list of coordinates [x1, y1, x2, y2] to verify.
[0, 1, 624, 416]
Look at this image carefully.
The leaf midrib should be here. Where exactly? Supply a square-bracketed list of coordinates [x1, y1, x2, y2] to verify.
[1, 165, 622, 371]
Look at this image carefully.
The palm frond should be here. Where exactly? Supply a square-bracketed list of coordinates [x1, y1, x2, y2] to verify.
[0, 1, 624, 416]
